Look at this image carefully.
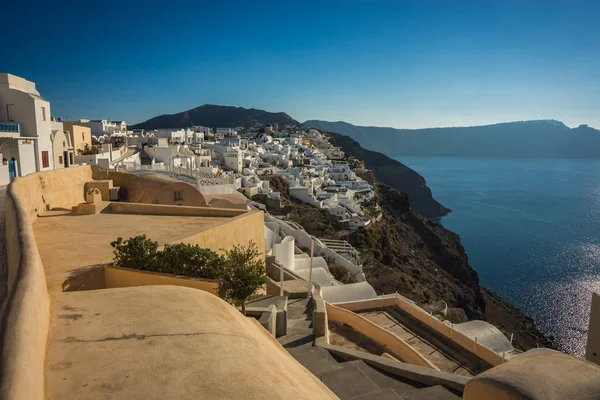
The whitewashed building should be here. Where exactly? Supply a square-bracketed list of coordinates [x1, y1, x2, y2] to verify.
[0, 73, 55, 183]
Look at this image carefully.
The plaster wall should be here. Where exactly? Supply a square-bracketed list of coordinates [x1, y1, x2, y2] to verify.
[177, 210, 265, 256]
[0, 183, 50, 400]
[326, 302, 439, 370]
[9, 165, 92, 222]
[105, 266, 219, 296]
[586, 293, 600, 364]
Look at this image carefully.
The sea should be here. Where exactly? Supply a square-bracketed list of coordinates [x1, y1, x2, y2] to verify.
[396, 156, 600, 357]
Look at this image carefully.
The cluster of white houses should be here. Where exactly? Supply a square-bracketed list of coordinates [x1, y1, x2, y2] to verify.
[0, 72, 378, 228]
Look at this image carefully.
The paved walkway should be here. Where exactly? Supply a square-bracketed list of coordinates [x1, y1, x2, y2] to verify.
[359, 309, 482, 377]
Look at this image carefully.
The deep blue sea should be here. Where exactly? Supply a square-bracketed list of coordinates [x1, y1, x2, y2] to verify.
[396, 156, 600, 357]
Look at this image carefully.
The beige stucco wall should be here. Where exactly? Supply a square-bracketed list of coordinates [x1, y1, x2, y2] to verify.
[92, 167, 139, 191]
[109, 202, 246, 218]
[177, 210, 265, 255]
[45, 286, 339, 400]
[51, 129, 74, 169]
[105, 266, 219, 296]
[127, 174, 209, 207]
[9, 165, 92, 222]
[63, 123, 91, 154]
[336, 296, 506, 366]
[586, 293, 600, 364]
[325, 302, 439, 370]
[464, 350, 600, 400]
[0, 183, 50, 400]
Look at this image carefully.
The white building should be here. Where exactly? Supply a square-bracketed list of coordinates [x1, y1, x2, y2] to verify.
[216, 128, 237, 137]
[224, 148, 243, 173]
[77, 119, 126, 135]
[0, 73, 55, 182]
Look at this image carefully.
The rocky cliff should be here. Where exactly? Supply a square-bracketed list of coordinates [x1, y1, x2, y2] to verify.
[271, 137, 553, 351]
[324, 131, 450, 219]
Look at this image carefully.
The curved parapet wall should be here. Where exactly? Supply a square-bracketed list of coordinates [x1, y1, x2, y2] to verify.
[274, 236, 294, 271]
[12, 165, 93, 222]
[126, 173, 209, 207]
[0, 181, 51, 400]
[463, 350, 600, 399]
[325, 302, 439, 370]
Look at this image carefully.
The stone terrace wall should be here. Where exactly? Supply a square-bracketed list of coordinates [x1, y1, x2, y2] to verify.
[0, 183, 51, 400]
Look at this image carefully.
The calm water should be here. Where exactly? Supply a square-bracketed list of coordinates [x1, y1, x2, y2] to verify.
[396, 156, 600, 357]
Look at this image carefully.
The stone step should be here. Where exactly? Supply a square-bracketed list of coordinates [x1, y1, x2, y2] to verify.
[414, 386, 462, 400]
[348, 388, 404, 400]
[286, 346, 344, 376]
[321, 364, 381, 399]
[340, 360, 424, 399]
[288, 318, 312, 330]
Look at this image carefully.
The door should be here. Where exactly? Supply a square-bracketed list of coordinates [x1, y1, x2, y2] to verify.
[8, 159, 16, 181]
[63, 151, 68, 167]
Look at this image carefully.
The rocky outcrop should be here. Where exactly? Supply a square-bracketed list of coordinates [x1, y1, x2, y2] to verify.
[324, 131, 450, 219]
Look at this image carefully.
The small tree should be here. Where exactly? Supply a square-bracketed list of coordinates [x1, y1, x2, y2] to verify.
[77, 144, 99, 155]
[110, 235, 159, 271]
[219, 241, 266, 315]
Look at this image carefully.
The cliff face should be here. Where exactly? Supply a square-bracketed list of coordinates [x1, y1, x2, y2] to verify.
[346, 183, 552, 351]
[324, 131, 450, 219]
[276, 137, 553, 351]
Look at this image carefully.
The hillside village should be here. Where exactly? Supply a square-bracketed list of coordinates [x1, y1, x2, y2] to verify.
[2, 72, 600, 399]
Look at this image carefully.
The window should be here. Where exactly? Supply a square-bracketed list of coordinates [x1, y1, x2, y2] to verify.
[58, 156, 63, 164]
[69, 153, 74, 165]
[62, 141, 65, 147]
[42, 151, 49, 168]
[174, 191, 183, 201]
[41, 107, 46, 121]
[82, 133, 85, 141]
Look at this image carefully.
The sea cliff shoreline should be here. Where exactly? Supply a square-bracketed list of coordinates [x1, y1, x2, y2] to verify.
[318, 131, 554, 351]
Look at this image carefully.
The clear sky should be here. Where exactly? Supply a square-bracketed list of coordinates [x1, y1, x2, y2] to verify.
[3, 0, 599, 129]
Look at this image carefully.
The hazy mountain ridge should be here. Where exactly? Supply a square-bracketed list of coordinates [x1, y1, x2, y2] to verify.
[304, 120, 600, 158]
[131, 104, 300, 129]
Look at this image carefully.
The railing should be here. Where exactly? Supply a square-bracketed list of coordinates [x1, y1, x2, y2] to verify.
[318, 238, 360, 265]
[0, 122, 19, 133]
[334, 294, 511, 367]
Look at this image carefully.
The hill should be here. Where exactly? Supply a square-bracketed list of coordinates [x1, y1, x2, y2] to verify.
[131, 104, 300, 129]
[324, 131, 450, 219]
[304, 120, 600, 158]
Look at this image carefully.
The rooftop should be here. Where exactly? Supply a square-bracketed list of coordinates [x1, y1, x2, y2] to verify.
[33, 209, 238, 293]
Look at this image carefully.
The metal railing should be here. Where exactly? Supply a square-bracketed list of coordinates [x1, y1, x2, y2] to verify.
[0, 122, 19, 133]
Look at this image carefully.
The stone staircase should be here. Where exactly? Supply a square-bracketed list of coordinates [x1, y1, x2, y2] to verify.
[288, 347, 461, 400]
[278, 296, 314, 349]
[277, 295, 461, 399]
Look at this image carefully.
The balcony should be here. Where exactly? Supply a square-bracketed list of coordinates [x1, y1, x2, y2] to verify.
[0, 122, 20, 138]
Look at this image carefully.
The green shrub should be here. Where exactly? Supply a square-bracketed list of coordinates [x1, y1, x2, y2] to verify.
[111, 235, 267, 314]
[329, 265, 348, 282]
[110, 235, 159, 271]
[154, 243, 224, 280]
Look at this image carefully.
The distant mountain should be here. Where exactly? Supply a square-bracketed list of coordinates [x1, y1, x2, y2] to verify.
[131, 104, 300, 129]
[303, 120, 600, 158]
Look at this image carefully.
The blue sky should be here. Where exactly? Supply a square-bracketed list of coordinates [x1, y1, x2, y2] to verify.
[3, 0, 599, 128]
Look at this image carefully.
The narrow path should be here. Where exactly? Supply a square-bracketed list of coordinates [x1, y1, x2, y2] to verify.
[277, 296, 314, 349]
[359, 309, 477, 377]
